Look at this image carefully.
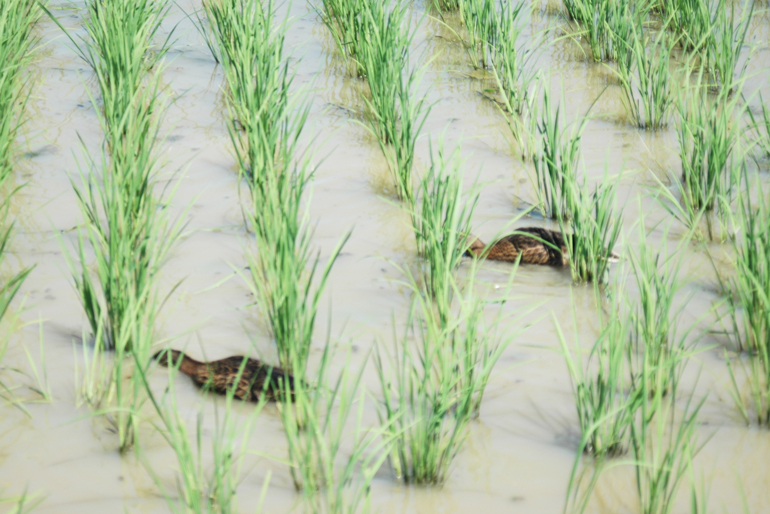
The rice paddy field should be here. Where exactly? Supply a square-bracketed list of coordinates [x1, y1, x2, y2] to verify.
[1, 0, 770, 512]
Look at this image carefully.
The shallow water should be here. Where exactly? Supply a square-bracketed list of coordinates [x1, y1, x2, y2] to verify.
[1, 0, 770, 512]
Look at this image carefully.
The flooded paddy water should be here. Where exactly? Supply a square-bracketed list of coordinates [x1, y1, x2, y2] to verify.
[1, 0, 770, 512]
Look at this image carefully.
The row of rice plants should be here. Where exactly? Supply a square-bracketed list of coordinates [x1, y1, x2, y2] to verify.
[48, 0, 181, 453]
[203, 0, 345, 376]
[0, 1, 41, 405]
[438, 0, 622, 284]
[202, 1, 381, 510]
[319, 0, 526, 487]
[365, 141, 522, 485]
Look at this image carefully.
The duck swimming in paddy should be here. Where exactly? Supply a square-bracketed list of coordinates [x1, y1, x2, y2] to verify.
[464, 227, 619, 266]
[153, 349, 296, 402]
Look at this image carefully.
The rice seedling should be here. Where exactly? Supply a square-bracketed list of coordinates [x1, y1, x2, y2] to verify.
[559, 171, 622, 284]
[532, 88, 586, 219]
[0, 488, 43, 514]
[375, 269, 517, 484]
[489, 2, 542, 160]
[556, 303, 641, 457]
[0, 0, 41, 327]
[562, 453, 608, 514]
[314, 0, 367, 71]
[357, 0, 429, 203]
[137, 352, 269, 514]
[655, 83, 742, 239]
[204, 0, 346, 375]
[703, 0, 753, 92]
[457, 0, 497, 69]
[629, 383, 705, 514]
[747, 95, 770, 158]
[0, 0, 43, 410]
[411, 143, 480, 321]
[0, 0, 42, 186]
[433, 0, 460, 11]
[721, 174, 770, 425]
[616, 21, 675, 130]
[279, 346, 391, 513]
[74, 299, 155, 453]
[54, 0, 183, 453]
[661, 0, 711, 53]
[562, 0, 641, 63]
[628, 222, 692, 398]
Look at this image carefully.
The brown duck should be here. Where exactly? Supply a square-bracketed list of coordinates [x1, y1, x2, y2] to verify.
[153, 349, 296, 402]
[465, 227, 572, 265]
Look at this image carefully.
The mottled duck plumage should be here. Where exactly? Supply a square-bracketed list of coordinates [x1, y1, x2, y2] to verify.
[153, 349, 295, 402]
[465, 227, 571, 265]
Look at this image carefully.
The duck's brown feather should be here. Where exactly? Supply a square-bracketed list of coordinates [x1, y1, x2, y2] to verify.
[154, 350, 295, 402]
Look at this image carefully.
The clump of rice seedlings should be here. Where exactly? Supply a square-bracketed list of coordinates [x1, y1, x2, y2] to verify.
[560, 172, 622, 284]
[703, 0, 753, 93]
[532, 89, 586, 219]
[203, 0, 308, 186]
[411, 144, 479, 321]
[375, 271, 516, 484]
[629, 384, 704, 514]
[489, 3, 542, 160]
[137, 355, 269, 513]
[0, 0, 42, 184]
[657, 83, 742, 239]
[68, 81, 181, 355]
[628, 222, 691, 398]
[75, 300, 155, 453]
[357, 0, 428, 203]
[74, 0, 171, 139]
[315, 0, 367, 71]
[556, 303, 640, 457]
[562, 0, 641, 63]
[616, 21, 675, 130]
[433, 0, 460, 11]
[279, 347, 390, 513]
[722, 174, 770, 425]
[243, 162, 350, 372]
[457, 0, 497, 69]
[651, 0, 711, 54]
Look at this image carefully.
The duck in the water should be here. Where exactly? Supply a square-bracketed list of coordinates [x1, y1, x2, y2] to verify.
[153, 349, 296, 402]
[465, 227, 572, 265]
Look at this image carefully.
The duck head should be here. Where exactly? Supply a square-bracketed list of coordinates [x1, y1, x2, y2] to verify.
[463, 234, 486, 257]
[153, 348, 185, 367]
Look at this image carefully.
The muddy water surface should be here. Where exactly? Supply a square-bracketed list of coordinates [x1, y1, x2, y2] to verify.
[1, 1, 770, 513]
